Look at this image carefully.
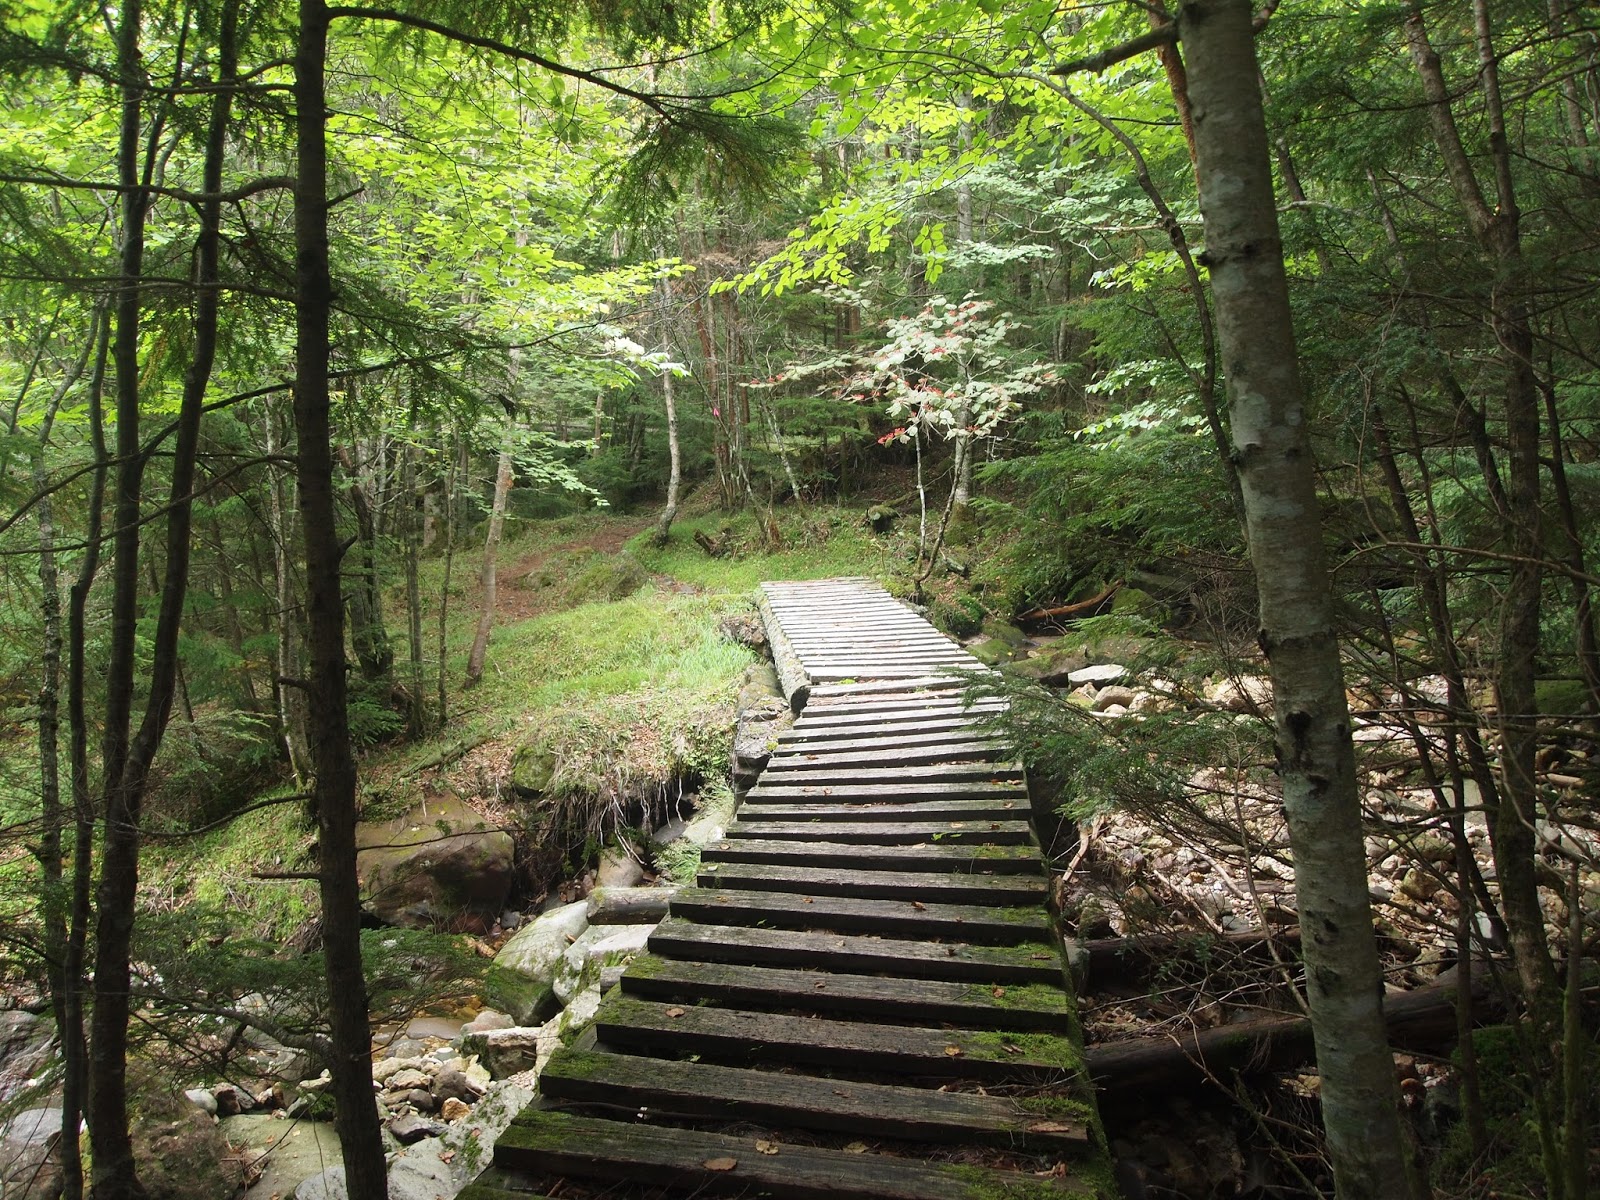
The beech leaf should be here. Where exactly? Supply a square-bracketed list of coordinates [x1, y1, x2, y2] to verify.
[702, 1157, 738, 1171]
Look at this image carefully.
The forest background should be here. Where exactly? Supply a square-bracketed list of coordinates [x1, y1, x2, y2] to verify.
[1, 0, 1599, 1196]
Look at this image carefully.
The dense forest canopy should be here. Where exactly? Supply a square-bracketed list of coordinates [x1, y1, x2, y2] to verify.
[2, 0, 1599, 1195]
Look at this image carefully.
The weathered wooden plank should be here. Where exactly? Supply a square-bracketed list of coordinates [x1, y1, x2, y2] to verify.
[772, 729, 1008, 756]
[798, 703, 1003, 726]
[591, 996, 1083, 1083]
[784, 649, 966, 659]
[497, 1110, 1092, 1200]
[808, 677, 975, 697]
[778, 715, 1002, 743]
[767, 742, 1010, 770]
[746, 781, 1029, 802]
[539, 1049, 1089, 1152]
[696, 860, 1048, 904]
[752, 771, 1024, 800]
[809, 666, 980, 681]
[647, 917, 1063, 984]
[734, 798, 1028, 822]
[700, 837, 1042, 873]
[667, 886, 1051, 944]
[796, 660, 976, 672]
[784, 639, 959, 652]
[620, 955, 1072, 1030]
[721, 818, 1034, 846]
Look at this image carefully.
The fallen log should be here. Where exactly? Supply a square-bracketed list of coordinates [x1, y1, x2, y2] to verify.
[755, 589, 812, 713]
[693, 529, 729, 557]
[1019, 582, 1122, 623]
[1085, 976, 1502, 1097]
[587, 886, 678, 925]
[1076, 927, 1302, 983]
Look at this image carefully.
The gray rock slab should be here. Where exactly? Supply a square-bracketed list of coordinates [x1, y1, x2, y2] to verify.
[482, 900, 589, 1024]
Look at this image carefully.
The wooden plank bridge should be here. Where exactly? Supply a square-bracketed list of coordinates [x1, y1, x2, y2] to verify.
[466, 579, 1110, 1200]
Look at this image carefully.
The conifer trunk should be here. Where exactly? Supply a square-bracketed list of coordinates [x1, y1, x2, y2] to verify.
[293, 3, 389, 1194]
[87, 4, 153, 1189]
[1179, 2, 1417, 1194]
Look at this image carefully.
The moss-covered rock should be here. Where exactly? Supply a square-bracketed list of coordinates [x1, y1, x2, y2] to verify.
[509, 739, 556, 797]
[355, 796, 514, 931]
[483, 900, 590, 1024]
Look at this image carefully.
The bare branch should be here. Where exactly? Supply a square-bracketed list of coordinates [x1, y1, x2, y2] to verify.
[1050, 25, 1178, 76]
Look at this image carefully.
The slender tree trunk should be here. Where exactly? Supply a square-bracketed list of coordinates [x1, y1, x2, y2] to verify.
[466, 446, 514, 687]
[653, 267, 682, 545]
[209, 517, 261, 708]
[293, 4, 389, 1194]
[1403, 0, 1555, 1004]
[60, 310, 110, 1200]
[267, 400, 312, 783]
[341, 451, 393, 680]
[1179, 3, 1419, 1195]
[402, 446, 428, 737]
[33, 311, 96, 1053]
[1538, 377, 1600, 715]
[437, 442, 463, 728]
[87, 5, 153, 1190]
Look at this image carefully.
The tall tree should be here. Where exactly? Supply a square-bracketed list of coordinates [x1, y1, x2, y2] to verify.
[1171, 0, 1417, 1193]
[293, 0, 391, 1191]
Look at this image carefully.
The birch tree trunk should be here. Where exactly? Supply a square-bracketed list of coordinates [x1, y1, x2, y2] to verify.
[1179, 2, 1418, 1195]
[466, 446, 514, 687]
[653, 266, 681, 546]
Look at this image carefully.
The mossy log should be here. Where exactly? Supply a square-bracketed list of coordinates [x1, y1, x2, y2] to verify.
[755, 588, 812, 712]
[1086, 975, 1501, 1097]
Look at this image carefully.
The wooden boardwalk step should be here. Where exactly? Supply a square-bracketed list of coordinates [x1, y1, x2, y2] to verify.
[808, 677, 975, 698]
[721, 819, 1034, 845]
[696, 861, 1048, 905]
[772, 729, 1009, 756]
[765, 744, 1010, 770]
[734, 799, 1029, 822]
[748, 774, 1024, 793]
[748, 771, 1024, 800]
[792, 701, 1007, 727]
[621, 956, 1074, 1030]
[700, 837, 1042, 873]
[539, 1048, 1090, 1151]
[667, 887, 1052, 944]
[497, 1111, 1091, 1200]
[778, 716, 1002, 744]
[746, 780, 1028, 801]
[647, 917, 1063, 984]
[591, 996, 1083, 1083]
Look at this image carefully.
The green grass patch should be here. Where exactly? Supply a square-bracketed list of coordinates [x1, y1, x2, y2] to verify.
[629, 509, 905, 593]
